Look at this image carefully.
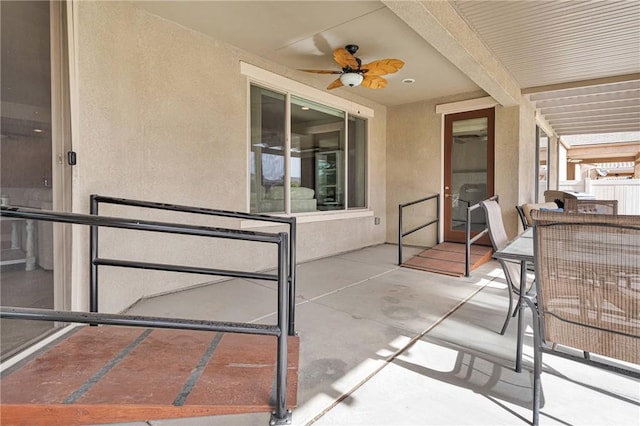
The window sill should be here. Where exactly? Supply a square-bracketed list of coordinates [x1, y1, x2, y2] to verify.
[240, 209, 374, 229]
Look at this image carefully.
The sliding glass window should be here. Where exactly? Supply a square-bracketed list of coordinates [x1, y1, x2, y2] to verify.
[250, 86, 286, 213]
[250, 84, 367, 214]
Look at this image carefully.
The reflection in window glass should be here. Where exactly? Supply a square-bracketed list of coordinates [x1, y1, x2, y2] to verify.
[291, 96, 345, 211]
[451, 117, 488, 232]
[250, 86, 285, 213]
[249, 84, 366, 214]
[348, 115, 367, 209]
[0, 0, 56, 357]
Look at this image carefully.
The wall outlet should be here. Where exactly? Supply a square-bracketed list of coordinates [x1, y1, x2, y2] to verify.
[374, 217, 381, 225]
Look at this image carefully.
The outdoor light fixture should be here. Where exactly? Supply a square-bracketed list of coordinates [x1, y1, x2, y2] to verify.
[340, 72, 363, 87]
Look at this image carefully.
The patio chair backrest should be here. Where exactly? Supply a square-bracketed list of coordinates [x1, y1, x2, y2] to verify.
[518, 202, 559, 229]
[531, 210, 640, 364]
[515, 204, 528, 230]
[564, 199, 618, 215]
[480, 199, 508, 251]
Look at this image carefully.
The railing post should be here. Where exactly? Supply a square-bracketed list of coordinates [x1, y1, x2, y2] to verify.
[88, 195, 300, 335]
[288, 218, 296, 337]
[90, 195, 99, 315]
[272, 232, 291, 426]
[398, 204, 403, 265]
[436, 194, 440, 244]
[465, 205, 472, 277]
[398, 194, 441, 265]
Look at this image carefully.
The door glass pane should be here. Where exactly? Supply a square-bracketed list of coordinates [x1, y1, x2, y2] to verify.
[451, 117, 488, 232]
[291, 96, 345, 212]
[1, 0, 55, 358]
[250, 86, 286, 213]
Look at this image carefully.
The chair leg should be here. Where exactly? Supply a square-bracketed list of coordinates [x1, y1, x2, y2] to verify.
[515, 298, 524, 373]
[499, 285, 514, 335]
[514, 261, 530, 373]
[525, 297, 542, 426]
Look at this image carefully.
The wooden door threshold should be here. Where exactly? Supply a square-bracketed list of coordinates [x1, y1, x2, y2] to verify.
[402, 242, 493, 277]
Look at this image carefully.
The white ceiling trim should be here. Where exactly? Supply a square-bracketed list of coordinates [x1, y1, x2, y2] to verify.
[435, 96, 497, 115]
[527, 77, 640, 136]
[452, 0, 640, 88]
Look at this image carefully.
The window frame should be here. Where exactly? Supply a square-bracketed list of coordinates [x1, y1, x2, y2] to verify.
[242, 63, 372, 218]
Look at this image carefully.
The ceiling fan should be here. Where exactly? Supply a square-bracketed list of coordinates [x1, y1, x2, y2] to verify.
[299, 44, 405, 90]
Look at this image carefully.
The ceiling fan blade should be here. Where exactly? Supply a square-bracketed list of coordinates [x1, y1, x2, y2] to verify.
[333, 48, 359, 70]
[361, 59, 405, 76]
[299, 69, 342, 74]
[327, 78, 344, 90]
[361, 75, 388, 89]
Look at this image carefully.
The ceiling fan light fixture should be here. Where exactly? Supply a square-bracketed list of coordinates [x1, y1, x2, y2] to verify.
[340, 72, 363, 87]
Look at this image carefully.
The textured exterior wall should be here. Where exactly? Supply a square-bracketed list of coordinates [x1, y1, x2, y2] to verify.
[518, 100, 538, 208]
[386, 91, 489, 247]
[385, 99, 441, 247]
[71, 2, 387, 313]
[496, 105, 522, 238]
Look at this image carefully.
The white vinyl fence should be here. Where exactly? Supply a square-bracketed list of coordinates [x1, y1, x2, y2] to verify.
[559, 179, 640, 215]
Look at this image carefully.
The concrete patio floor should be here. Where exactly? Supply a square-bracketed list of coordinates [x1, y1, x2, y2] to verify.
[119, 243, 639, 426]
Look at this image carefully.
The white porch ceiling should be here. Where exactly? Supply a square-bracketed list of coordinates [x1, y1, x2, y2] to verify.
[134, 1, 481, 106]
[134, 0, 640, 138]
[452, 0, 640, 136]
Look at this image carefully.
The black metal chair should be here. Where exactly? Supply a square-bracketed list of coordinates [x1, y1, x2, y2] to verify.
[515, 204, 528, 230]
[516, 202, 559, 230]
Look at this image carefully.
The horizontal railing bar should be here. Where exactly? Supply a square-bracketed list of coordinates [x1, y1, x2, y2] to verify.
[0, 206, 281, 244]
[398, 194, 440, 265]
[468, 228, 489, 244]
[0, 307, 280, 336]
[92, 194, 299, 337]
[540, 345, 640, 379]
[94, 258, 279, 281]
[399, 193, 439, 209]
[468, 202, 483, 212]
[401, 218, 438, 238]
[92, 195, 295, 225]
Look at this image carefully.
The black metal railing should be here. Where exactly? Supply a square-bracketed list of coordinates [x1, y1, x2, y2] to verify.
[90, 195, 297, 337]
[398, 194, 440, 265]
[0, 205, 293, 425]
[464, 195, 498, 277]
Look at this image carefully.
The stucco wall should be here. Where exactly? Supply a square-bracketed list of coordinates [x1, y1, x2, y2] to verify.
[71, 2, 387, 313]
[385, 98, 441, 248]
[518, 100, 538, 204]
[495, 105, 521, 238]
